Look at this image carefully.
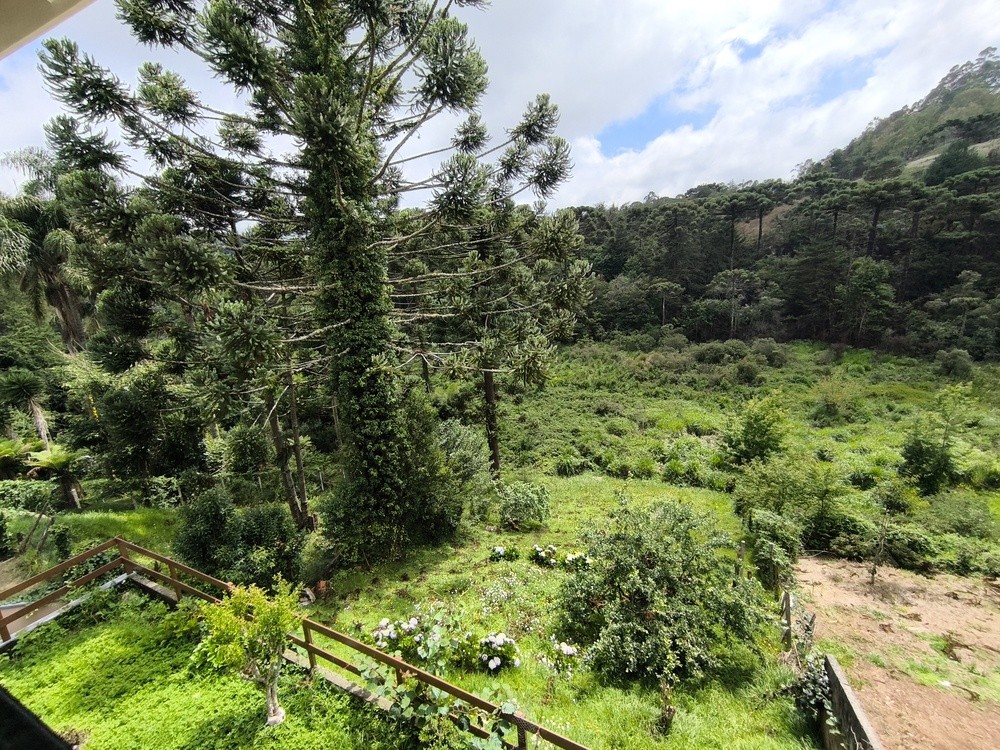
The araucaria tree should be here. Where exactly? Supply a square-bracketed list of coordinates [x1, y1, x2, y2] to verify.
[39, 0, 575, 562]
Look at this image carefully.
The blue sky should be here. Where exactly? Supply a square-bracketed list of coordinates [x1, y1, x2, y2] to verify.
[1, 0, 998, 207]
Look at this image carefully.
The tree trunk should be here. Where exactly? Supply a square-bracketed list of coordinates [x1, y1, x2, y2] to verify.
[284, 364, 309, 526]
[265, 679, 285, 726]
[483, 369, 501, 478]
[28, 398, 50, 450]
[46, 283, 86, 354]
[756, 209, 764, 254]
[867, 205, 881, 256]
[264, 391, 305, 529]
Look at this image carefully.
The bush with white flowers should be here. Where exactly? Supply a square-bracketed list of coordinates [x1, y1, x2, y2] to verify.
[529, 543, 559, 567]
[539, 636, 581, 675]
[370, 609, 456, 671]
[489, 545, 520, 562]
[461, 631, 520, 674]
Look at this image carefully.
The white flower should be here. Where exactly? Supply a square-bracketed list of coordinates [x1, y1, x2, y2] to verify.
[488, 656, 501, 670]
[514, 658, 521, 667]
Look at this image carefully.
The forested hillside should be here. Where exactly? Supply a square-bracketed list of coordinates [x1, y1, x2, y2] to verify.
[576, 48, 1000, 360]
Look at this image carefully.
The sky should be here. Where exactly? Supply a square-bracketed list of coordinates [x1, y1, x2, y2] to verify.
[1, 0, 998, 207]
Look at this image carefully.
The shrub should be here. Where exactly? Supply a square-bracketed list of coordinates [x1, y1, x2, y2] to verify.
[692, 342, 728, 364]
[750, 338, 789, 367]
[496, 482, 550, 530]
[750, 509, 802, 591]
[175, 489, 301, 588]
[225, 503, 303, 588]
[900, 424, 955, 495]
[935, 348, 973, 379]
[558, 498, 769, 683]
[472, 632, 520, 674]
[0, 511, 11, 559]
[721, 394, 785, 465]
[52, 524, 72, 560]
[539, 636, 581, 675]
[438, 419, 492, 504]
[722, 339, 750, 360]
[488, 545, 519, 562]
[661, 435, 723, 489]
[555, 449, 589, 477]
[0, 480, 54, 511]
[733, 357, 763, 386]
[872, 476, 921, 516]
[529, 544, 559, 568]
[370, 608, 462, 673]
[920, 491, 996, 540]
[883, 523, 937, 571]
[561, 552, 592, 572]
[174, 488, 240, 573]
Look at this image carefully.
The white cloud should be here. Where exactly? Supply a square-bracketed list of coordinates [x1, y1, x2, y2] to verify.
[1, 0, 997, 207]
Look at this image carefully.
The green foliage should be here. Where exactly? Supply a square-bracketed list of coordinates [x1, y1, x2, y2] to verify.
[175, 488, 301, 588]
[496, 481, 550, 530]
[935, 348, 973, 379]
[487, 545, 519, 562]
[920, 491, 997, 540]
[559, 498, 769, 683]
[872, 476, 922, 515]
[0, 479, 54, 510]
[223, 423, 272, 476]
[661, 435, 724, 489]
[721, 394, 785, 466]
[1, 609, 407, 749]
[924, 141, 987, 185]
[0, 510, 11, 559]
[174, 488, 240, 573]
[322, 387, 467, 564]
[195, 581, 301, 725]
[528, 543, 559, 568]
[52, 523, 72, 559]
[790, 655, 833, 726]
[750, 509, 803, 590]
[900, 421, 956, 495]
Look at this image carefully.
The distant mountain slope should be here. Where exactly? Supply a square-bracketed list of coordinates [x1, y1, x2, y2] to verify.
[826, 47, 1000, 179]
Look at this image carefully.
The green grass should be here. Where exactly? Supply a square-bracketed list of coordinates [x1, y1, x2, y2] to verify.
[0, 596, 405, 750]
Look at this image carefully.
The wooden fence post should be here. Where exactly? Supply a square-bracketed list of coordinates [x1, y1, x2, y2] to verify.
[781, 590, 793, 650]
[116, 538, 133, 574]
[0, 617, 11, 642]
[166, 562, 183, 601]
[303, 621, 317, 673]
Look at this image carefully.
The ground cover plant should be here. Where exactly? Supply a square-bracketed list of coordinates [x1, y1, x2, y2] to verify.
[0, 591, 410, 750]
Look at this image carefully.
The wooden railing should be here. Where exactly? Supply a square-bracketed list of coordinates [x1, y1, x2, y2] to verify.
[0, 538, 589, 750]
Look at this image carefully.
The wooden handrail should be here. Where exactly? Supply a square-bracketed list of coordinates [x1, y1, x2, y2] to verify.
[0, 538, 118, 603]
[0, 538, 591, 750]
[114, 538, 232, 593]
[0, 558, 124, 630]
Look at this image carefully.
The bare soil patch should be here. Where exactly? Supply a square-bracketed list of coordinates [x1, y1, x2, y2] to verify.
[795, 556, 1000, 750]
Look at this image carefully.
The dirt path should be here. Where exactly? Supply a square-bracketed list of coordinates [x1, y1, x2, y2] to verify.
[795, 557, 1000, 750]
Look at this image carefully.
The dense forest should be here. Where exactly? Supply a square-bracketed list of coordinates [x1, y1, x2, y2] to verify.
[577, 49, 1000, 358]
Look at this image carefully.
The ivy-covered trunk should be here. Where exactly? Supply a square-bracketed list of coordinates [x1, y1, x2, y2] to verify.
[292, 10, 409, 560]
